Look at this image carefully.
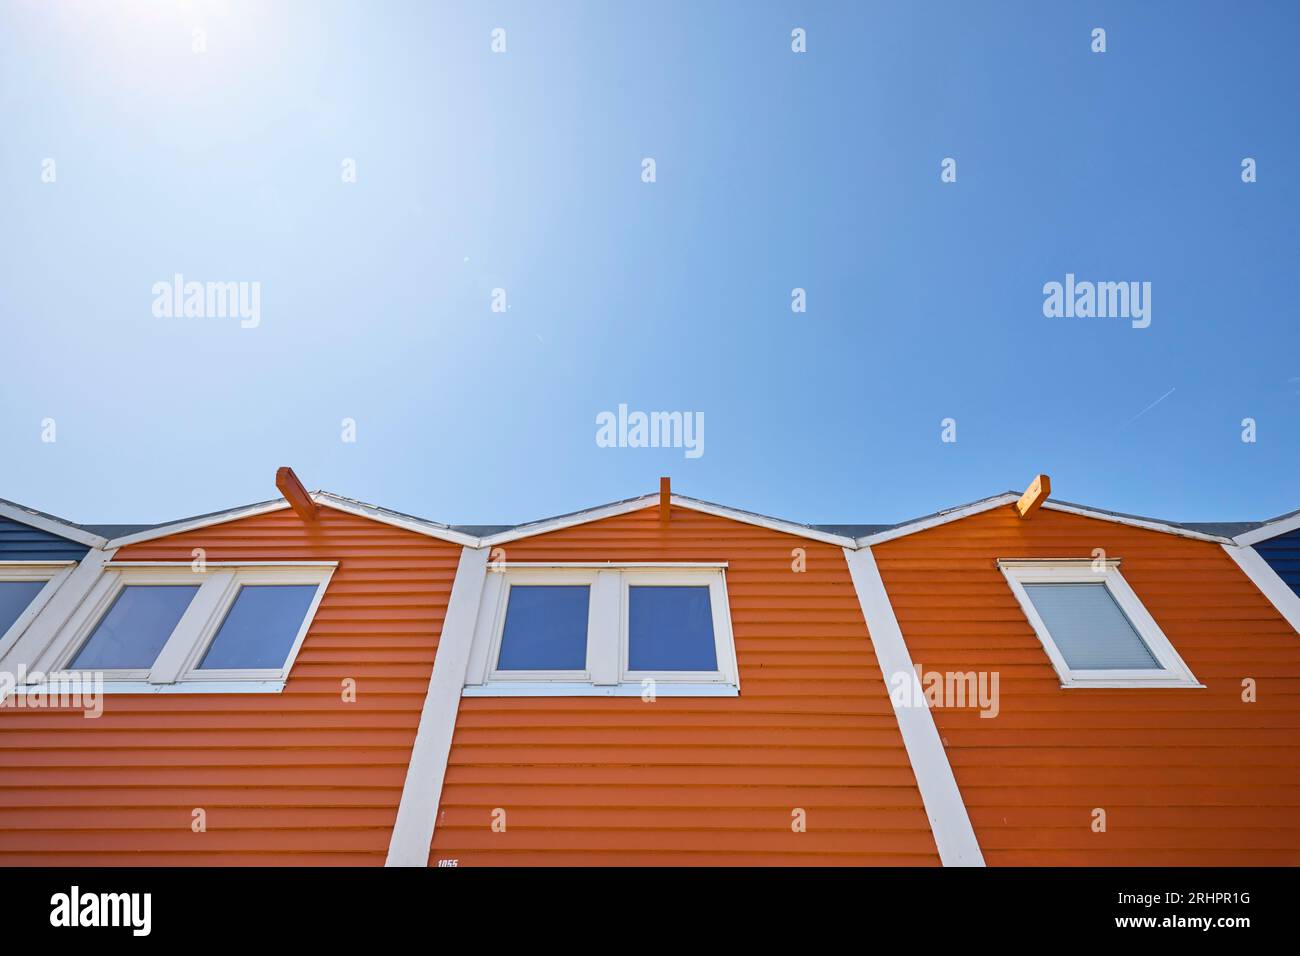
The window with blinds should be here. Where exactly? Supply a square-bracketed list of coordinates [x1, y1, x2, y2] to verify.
[1021, 583, 1160, 670]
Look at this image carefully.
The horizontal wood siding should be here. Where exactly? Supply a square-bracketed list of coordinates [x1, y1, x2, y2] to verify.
[1255, 527, 1300, 597]
[0, 508, 460, 865]
[0, 516, 89, 561]
[872, 504, 1300, 866]
[428, 506, 938, 866]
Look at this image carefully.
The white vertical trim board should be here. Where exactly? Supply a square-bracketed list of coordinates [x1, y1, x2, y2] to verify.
[842, 546, 985, 867]
[386, 545, 490, 867]
[1223, 544, 1300, 636]
[1233, 512, 1300, 548]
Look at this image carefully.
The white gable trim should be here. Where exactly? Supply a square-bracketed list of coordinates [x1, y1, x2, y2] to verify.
[1234, 511, 1300, 548]
[479, 496, 657, 547]
[96, 486, 1243, 556]
[386, 545, 489, 866]
[672, 496, 858, 546]
[1040, 501, 1233, 544]
[314, 494, 480, 547]
[855, 495, 1234, 547]
[0, 501, 106, 549]
[104, 500, 291, 548]
[855, 495, 1018, 547]
[103, 494, 476, 550]
[842, 546, 985, 866]
[480, 495, 857, 548]
[1222, 544, 1300, 636]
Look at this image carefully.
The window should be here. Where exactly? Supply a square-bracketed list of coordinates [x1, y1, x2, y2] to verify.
[627, 586, 717, 671]
[31, 564, 335, 693]
[496, 585, 591, 672]
[69, 584, 200, 672]
[0, 582, 48, 636]
[0, 562, 76, 655]
[197, 584, 321, 671]
[465, 566, 738, 696]
[998, 559, 1200, 688]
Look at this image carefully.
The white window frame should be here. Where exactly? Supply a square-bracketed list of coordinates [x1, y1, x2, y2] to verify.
[27, 562, 335, 694]
[463, 564, 739, 697]
[998, 559, 1201, 689]
[482, 569, 599, 683]
[0, 561, 77, 659]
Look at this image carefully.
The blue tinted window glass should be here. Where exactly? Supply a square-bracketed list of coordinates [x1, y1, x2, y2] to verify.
[497, 585, 590, 670]
[0, 581, 46, 636]
[628, 586, 717, 671]
[70, 585, 200, 670]
[199, 585, 319, 670]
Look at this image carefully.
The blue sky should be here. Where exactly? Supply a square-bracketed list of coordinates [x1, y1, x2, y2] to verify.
[2, 1, 1297, 528]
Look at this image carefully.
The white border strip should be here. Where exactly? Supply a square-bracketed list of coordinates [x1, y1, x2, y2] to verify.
[1223, 544, 1300, 636]
[385, 545, 489, 867]
[842, 546, 985, 866]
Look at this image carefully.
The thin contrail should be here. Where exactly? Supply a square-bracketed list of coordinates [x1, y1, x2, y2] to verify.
[1126, 387, 1176, 425]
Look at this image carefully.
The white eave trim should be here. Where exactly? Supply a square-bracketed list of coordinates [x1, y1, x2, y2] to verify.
[480, 495, 857, 548]
[0, 501, 106, 549]
[312, 493, 480, 547]
[673, 496, 857, 546]
[842, 546, 985, 866]
[1222, 544, 1300, 636]
[1039, 501, 1233, 544]
[104, 500, 292, 548]
[102, 494, 477, 549]
[1234, 511, 1300, 548]
[855, 495, 1018, 547]
[855, 495, 1235, 547]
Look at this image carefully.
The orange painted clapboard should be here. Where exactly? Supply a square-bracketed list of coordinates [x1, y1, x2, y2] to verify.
[0, 507, 462, 866]
[872, 504, 1300, 866]
[428, 505, 939, 867]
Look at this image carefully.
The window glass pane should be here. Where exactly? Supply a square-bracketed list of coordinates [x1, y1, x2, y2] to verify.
[1023, 583, 1160, 670]
[70, 585, 200, 670]
[628, 586, 717, 671]
[497, 585, 589, 671]
[0, 581, 46, 636]
[198, 584, 319, 670]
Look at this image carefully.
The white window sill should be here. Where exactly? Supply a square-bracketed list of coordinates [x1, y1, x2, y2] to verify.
[463, 681, 739, 698]
[14, 680, 287, 695]
[1059, 679, 1206, 689]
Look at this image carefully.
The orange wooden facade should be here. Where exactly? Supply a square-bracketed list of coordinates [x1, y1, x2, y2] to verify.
[3, 493, 1297, 867]
[427, 505, 939, 866]
[871, 503, 1300, 865]
[0, 508, 462, 865]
